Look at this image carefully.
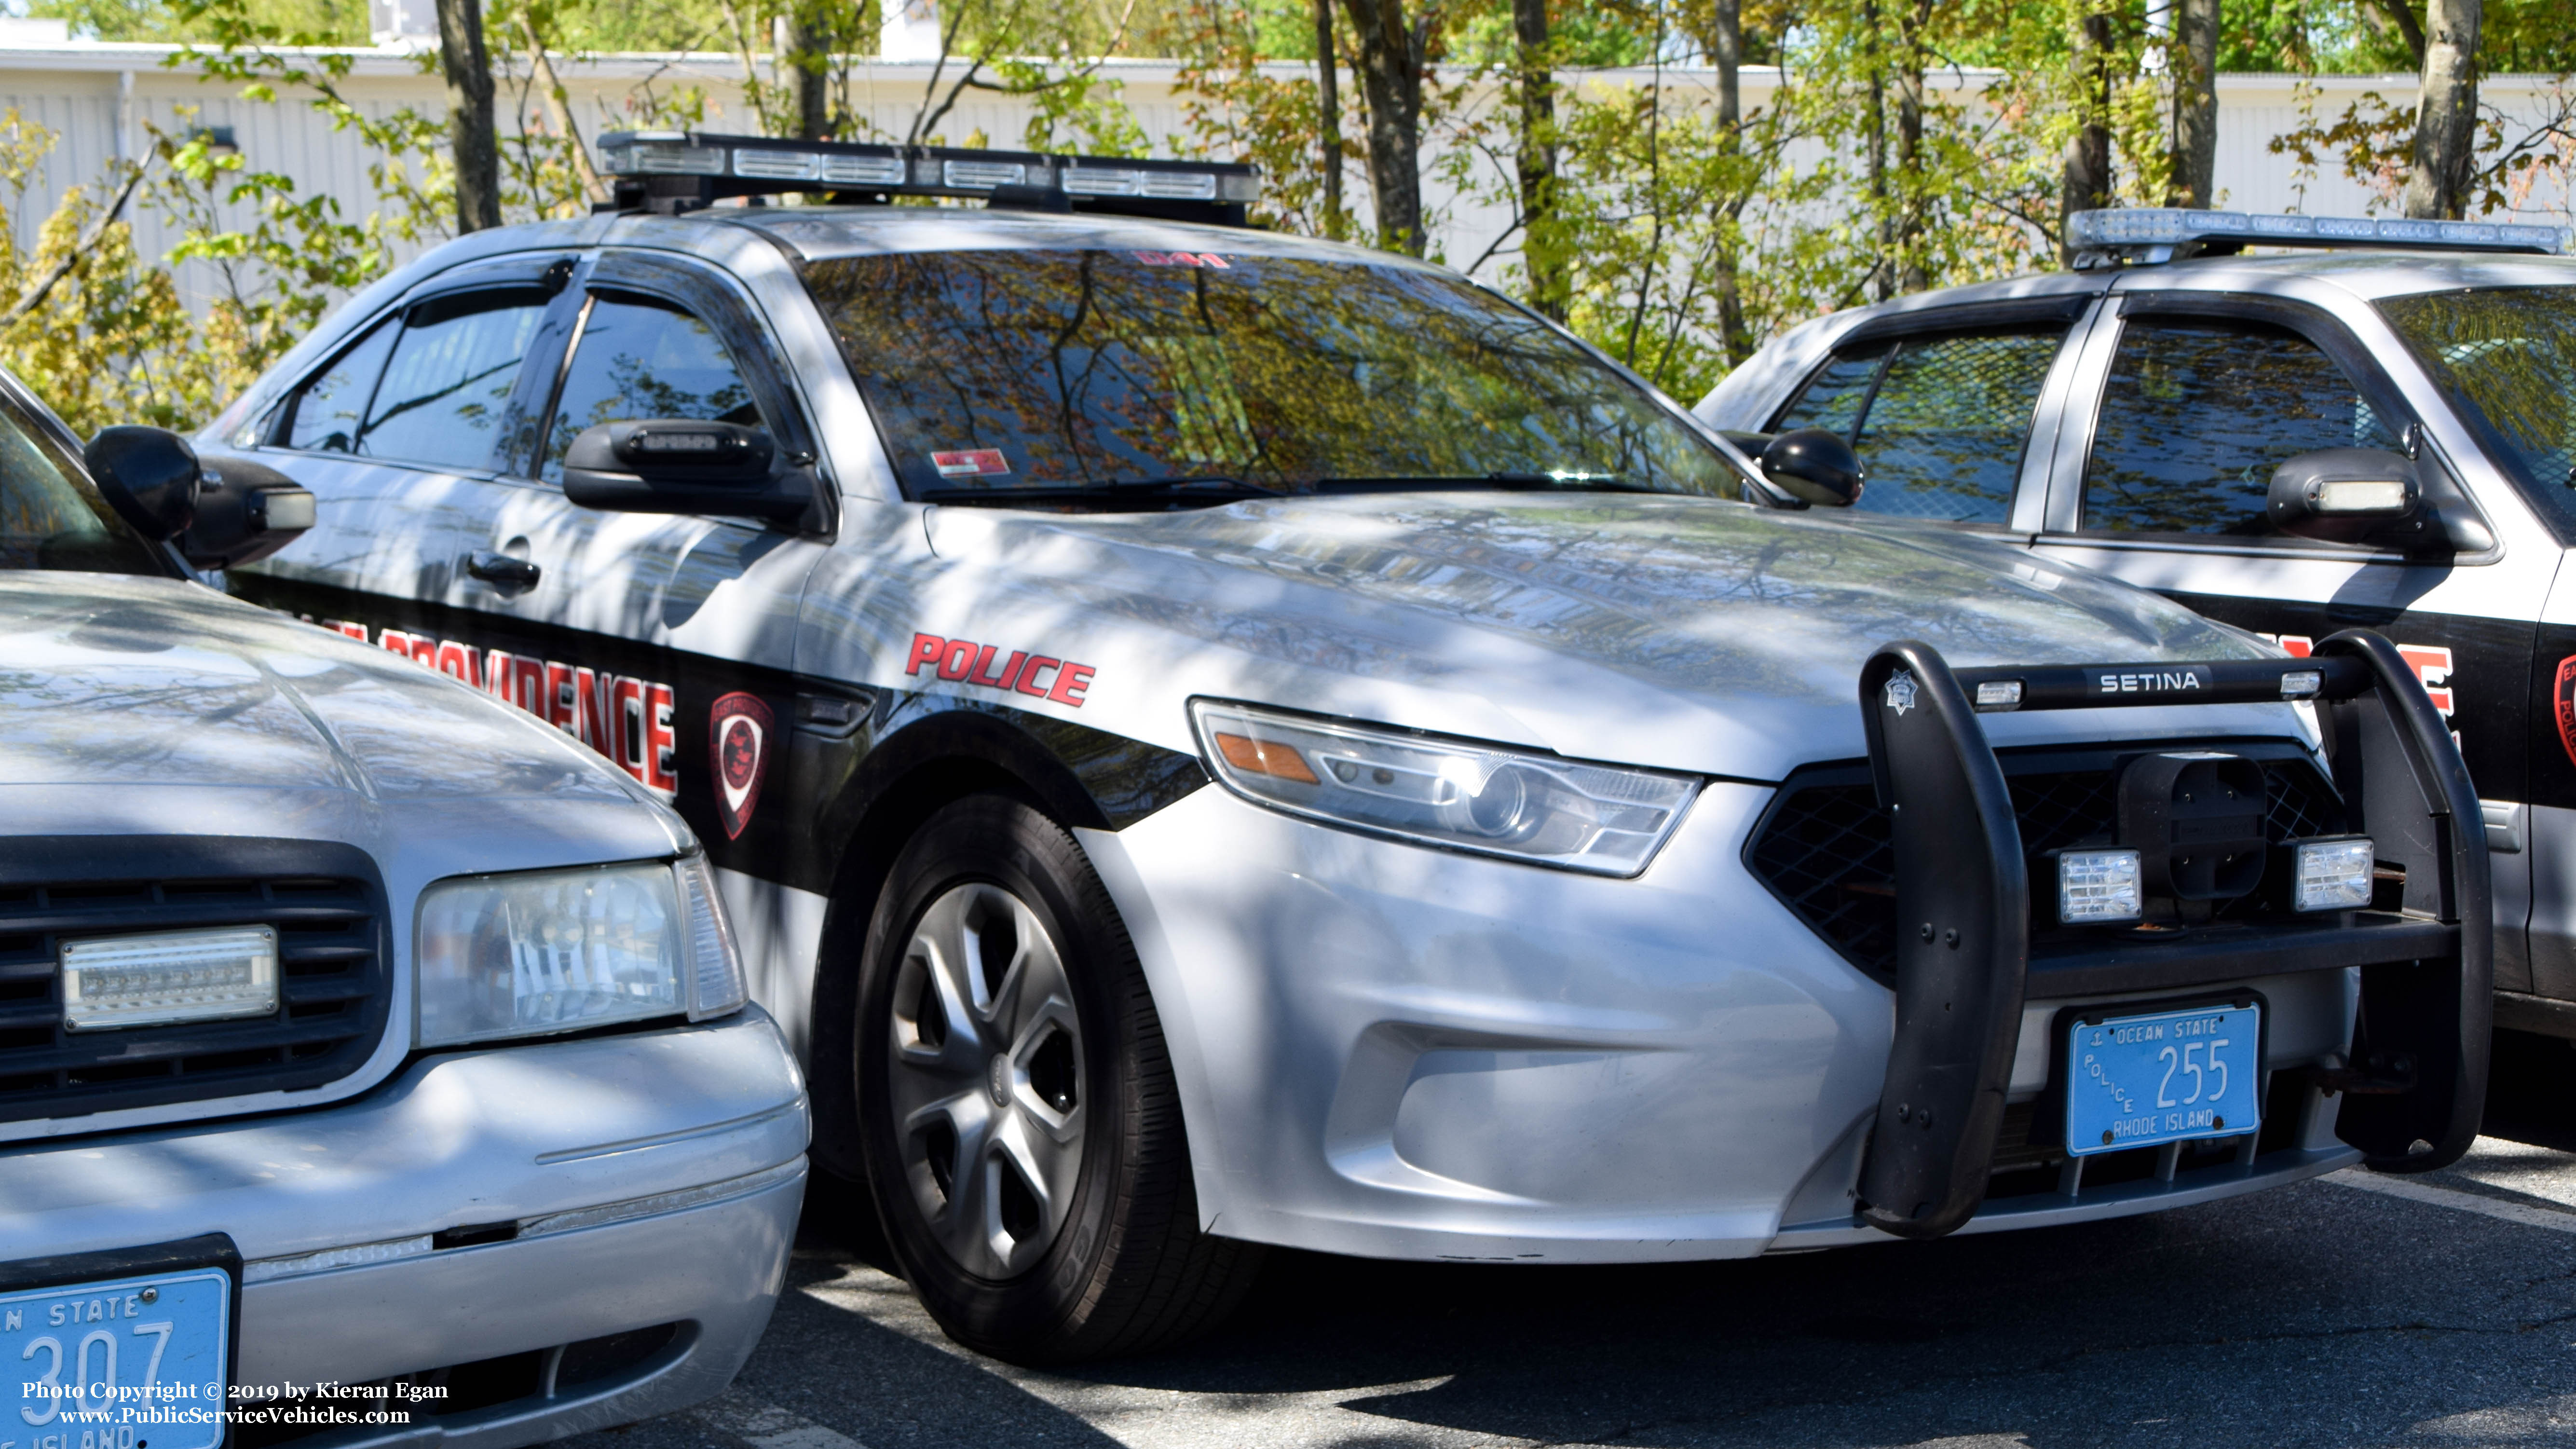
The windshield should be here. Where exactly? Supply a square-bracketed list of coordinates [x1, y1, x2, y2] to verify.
[2379, 285, 2576, 534]
[0, 394, 161, 574]
[803, 247, 1740, 503]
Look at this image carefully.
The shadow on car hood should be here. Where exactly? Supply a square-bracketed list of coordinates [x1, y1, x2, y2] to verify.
[0, 574, 642, 803]
[924, 492, 2293, 776]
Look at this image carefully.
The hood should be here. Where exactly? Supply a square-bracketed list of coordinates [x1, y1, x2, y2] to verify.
[919, 492, 2299, 780]
[0, 574, 680, 869]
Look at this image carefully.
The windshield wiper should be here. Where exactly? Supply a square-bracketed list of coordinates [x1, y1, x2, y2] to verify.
[915, 477, 1288, 510]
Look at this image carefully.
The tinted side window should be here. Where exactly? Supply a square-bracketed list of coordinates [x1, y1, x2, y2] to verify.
[2084, 317, 2400, 537]
[360, 289, 551, 471]
[285, 320, 397, 453]
[540, 293, 761, 485]
[1773, 329, 2063, 523]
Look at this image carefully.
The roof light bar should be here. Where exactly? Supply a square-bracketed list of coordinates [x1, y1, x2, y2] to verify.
[595, 130, 1260, 224]
[2068, 206, 2567, 267]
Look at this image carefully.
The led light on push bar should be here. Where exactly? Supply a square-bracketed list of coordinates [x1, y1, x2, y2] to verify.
[2293, 837, 2375, 912]
[2280, 669, 2324, 698]
[2058, 849, 2142, 924]
[60, 925, 280, 1032]
[1974, 680, 2024, 710]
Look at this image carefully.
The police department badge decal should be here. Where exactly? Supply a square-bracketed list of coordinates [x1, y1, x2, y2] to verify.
[1883, 670, 1918, 716]
[709, 692, 774, 840]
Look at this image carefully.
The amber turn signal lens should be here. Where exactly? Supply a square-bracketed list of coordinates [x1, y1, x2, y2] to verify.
[1213, 731, 1319, 784]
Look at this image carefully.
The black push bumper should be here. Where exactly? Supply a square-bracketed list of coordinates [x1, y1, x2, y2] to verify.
[1854, 630, 2490, 1240]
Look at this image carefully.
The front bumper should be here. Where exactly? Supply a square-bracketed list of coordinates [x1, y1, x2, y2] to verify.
[0, 1009, 809, 1447]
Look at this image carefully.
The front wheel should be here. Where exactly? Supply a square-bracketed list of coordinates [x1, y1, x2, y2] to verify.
[855, 794, 1260, 1363]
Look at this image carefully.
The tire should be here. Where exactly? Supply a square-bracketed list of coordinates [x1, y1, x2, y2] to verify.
[854, 793, 1261, 1364]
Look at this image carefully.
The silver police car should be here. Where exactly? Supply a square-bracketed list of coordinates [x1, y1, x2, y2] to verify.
[196, 150, 2487, 1366]
[0, 372, 805, 1448]
[1698, 207, 2576, 1048]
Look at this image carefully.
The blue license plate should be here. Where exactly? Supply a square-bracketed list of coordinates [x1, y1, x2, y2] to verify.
[2064, 1001, 2262, 1156]
[2, 1265, 230, 1449]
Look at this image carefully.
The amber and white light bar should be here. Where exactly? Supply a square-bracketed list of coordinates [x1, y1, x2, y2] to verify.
[2070, 206, 2565, 264]
[596, 130, 1260, 207]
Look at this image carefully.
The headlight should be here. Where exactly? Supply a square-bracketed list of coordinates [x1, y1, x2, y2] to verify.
[1189, 699, 1699, 875]
[416, 856, 747, 1048]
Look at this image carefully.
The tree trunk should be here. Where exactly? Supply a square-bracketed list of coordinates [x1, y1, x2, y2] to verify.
[1315, 0, 1342, 239]
[2404, 0, 2481, 219]
[2169, 0, 2218, 206]
[1864, 0, 1888, 299]
[786, 4, 830, 139]
[1710, 0, 1749, 364]
[1513, 0, 1562, 319]
[517, 5, 603, 205]
[2369, 0, 2429, 68]
[1339, 0, 1425, 255]
[2058, 9, 2113, 267]
[1893, 0, 1929, 292]
[435, 0, 500, 232]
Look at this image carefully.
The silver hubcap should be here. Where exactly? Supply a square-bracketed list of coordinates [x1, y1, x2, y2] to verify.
[887, 881, 1086, 1279]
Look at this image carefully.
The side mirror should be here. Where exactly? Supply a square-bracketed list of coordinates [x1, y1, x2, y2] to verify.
[1759, 428, 1865, 508]
[562, 420, 807, 523]
[2266, 448, 2419, 544]
[85, 425, 201, 541]
[179, 455, 317, 570]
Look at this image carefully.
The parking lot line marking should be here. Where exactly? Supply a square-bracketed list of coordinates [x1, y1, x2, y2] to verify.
[692, 1388, 870, 1449]
[2321, 1167, 2576, 1234]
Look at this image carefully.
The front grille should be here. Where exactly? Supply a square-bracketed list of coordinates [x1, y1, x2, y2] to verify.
[1746, 743, 2344, 980]
[0, 837, 389, 1123]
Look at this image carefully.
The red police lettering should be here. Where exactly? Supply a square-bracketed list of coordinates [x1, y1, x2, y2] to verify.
[909, 632, 1096, 708]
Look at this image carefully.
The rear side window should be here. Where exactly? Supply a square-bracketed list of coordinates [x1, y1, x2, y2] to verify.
[1772, 328, 2064, 523]
[2084, 317, 2400, 537]
[540, 292, 762, 486]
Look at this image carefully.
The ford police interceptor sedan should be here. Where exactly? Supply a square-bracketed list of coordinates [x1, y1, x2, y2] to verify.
[0, 366, 806, 1445]
[1697, 207, 2576, 1049]
[195, 137, 2488, 1365]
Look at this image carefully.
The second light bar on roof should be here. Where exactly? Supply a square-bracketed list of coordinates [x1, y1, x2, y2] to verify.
[596, 130, 1260, 206]
[2069, 205, 2567, 262]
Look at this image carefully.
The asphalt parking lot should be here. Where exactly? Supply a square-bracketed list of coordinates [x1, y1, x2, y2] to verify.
[577, 1031, 2576, 1449]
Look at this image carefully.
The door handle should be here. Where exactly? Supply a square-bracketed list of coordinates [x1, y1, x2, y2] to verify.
[465, 551, 541, 589]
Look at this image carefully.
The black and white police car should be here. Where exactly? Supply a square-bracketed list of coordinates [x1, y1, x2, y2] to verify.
[198, 141, 2487, 1365]
[1699, 208, 2576, 1047]
[0, 369, 805, 1443]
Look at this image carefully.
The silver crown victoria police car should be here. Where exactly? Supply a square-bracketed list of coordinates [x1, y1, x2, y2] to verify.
[1699, 207, 2575, 1052]
[0, 370, 805, 1445]
[197, 139, 2489, 1365]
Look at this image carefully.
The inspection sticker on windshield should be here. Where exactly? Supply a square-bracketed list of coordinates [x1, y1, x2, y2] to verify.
[2064, 1002, 2260, 1156]
[931, 449, 1009, 478]
[4, 1265, 231, 1449]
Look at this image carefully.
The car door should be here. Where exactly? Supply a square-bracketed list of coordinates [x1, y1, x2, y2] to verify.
[223, 253, 586, 690]
[454, 247, 836, 845]
[1760, 300, 2097, 535]
[2027, 287, 2550, 992]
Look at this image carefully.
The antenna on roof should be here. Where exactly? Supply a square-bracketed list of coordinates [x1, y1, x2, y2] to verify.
[2067, 207, 2567, 268]
[595, 131, 1261, 228]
